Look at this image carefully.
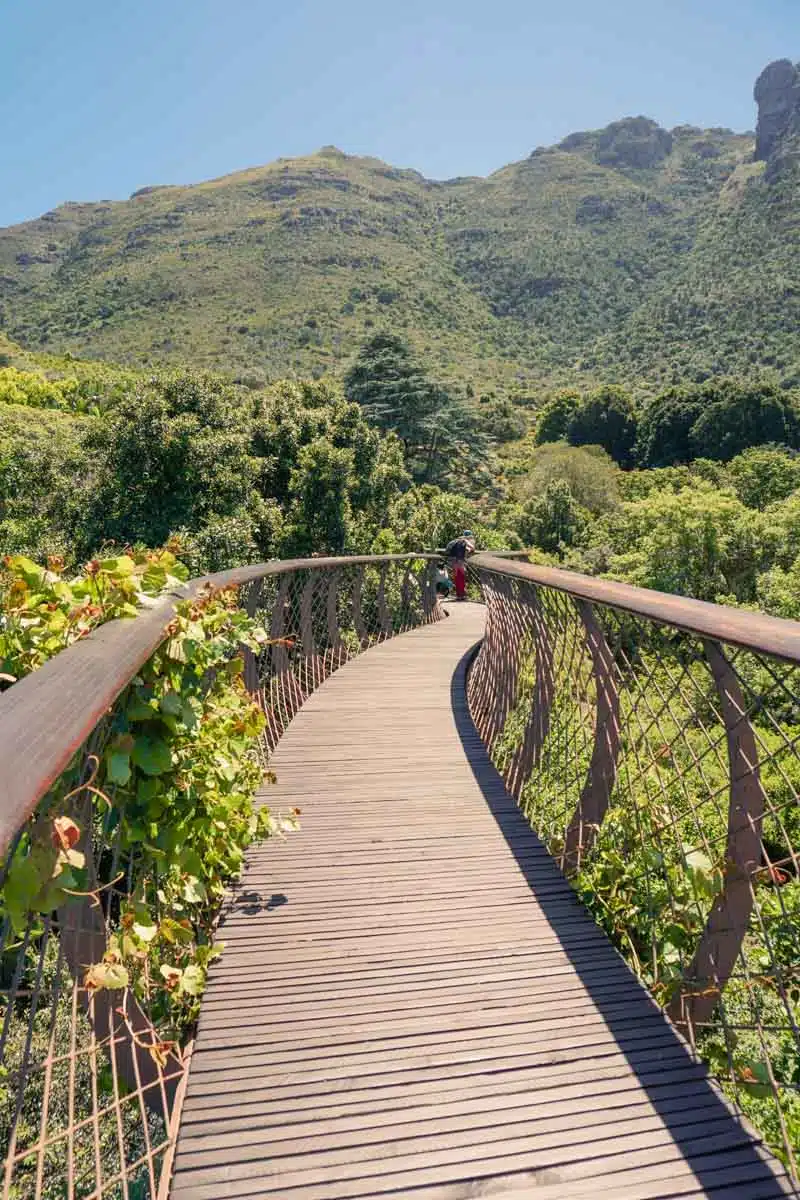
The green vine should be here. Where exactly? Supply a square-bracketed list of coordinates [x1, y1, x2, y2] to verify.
[0, 552, 294, 1046]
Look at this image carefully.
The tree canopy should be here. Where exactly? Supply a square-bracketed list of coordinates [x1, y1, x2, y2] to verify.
[566, 386, 638, 467]
[689, 379, 800, 462]
[635, 388, 704, 468]
[344, 333, 491, 488]
[535, 390, 581, 445]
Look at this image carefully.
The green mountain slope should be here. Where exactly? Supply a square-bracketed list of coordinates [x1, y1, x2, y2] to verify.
[1, 62, 797, 391]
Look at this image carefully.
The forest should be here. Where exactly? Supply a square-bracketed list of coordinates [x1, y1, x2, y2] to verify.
[3, 330, 800, 621]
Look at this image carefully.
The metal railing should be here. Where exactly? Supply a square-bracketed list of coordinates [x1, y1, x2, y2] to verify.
[0, 554, 440, 1200]
[468, 552, 800, 1178]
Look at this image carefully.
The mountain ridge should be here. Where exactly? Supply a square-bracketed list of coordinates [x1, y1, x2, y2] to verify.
[1, 60, 797, 393]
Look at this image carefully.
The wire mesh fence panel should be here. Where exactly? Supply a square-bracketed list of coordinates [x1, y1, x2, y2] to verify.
[0, 554, 439, 1200]
[469, 559, 800, 1180]
[0, 723, 183, 1200]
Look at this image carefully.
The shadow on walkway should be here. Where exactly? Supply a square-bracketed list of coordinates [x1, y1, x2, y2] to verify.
[451, 641, 797, 1199]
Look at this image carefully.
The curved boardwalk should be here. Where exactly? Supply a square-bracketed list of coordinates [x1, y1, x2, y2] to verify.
[170, 604, 795, 1200]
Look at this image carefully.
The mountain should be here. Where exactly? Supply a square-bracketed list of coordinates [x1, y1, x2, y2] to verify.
[1, 61, 798, 394]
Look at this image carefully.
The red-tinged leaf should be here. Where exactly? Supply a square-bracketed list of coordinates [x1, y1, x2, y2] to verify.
[159, 964, 183, 991]
[148, 1040, 177, 1069]
[51, 816, 81, 852]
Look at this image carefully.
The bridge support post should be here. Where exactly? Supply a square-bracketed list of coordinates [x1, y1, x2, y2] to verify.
[562, 600, 621, 875]
[667, 640, 764, 1036]
[58, 790, 179, 1129]
[352, 566, 369, 648]
[506, 586, 554, 801]
[326, 569, 346, 670]
[376, 564, 394, 639]
[241, 578, 263, 695]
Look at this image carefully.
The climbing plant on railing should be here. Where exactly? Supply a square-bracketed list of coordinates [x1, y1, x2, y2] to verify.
[0, 547, 189, 681]
[0, 552, 298, 1197]
[0, 554, 295, 1034]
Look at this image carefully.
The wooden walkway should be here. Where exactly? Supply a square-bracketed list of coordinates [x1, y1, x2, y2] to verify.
[170, 604, 795, 1200]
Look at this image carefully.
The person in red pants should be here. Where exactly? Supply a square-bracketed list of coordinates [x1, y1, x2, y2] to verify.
[445, 531, 476, 601]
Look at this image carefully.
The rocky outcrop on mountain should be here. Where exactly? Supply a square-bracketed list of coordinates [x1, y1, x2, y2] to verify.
[754, 59, 800, 165]
[558, 117, 673, 170]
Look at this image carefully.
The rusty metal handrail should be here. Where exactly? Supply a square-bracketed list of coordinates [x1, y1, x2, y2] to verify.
[468, 553, 800, 1181]
[0, 553, 438, 857]
[472, 552, 800, 664]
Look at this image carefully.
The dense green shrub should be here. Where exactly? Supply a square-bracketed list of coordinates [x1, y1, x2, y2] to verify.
[534, 390, 581, 445]
[0, 404, 96, 563]
[599, 481, 771, 602]
[477, 393, 528, 442]
[513, 441, 620, 514]
[567, 385, 638, 467]
[85, 372, 257, 554]
[689, 379, 800, 462]
[517, 479, 587, 555]
[727, 445, 800, 508]
[635, 387, 705, 467]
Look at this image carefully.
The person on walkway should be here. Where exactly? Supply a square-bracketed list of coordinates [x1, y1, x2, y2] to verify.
[445, 531, 476, 601]
[434, 562, 454, 599]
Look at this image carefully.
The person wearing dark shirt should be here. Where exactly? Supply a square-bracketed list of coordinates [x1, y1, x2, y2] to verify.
[445, 531, 476, 600]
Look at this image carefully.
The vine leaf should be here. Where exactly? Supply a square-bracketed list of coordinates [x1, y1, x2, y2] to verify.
[51, 816, 80, 852]
[106, 749, 132, 785]
[131, 737, 172, 776]
[182, 876, 208, 904]
[180, 964, 204, 996]
[160, 964, 183, 991]
[3, 857, 41, 932]
[159, 691, 183, 717]
[159, 917, 193, 945]
[85, 961, 130, 992]
[132, 920, 158, 944]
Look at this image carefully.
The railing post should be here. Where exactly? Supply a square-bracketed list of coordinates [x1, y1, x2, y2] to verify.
[562, 599, 621, 874]
[507, 586, 554, 801]
[400, 567, 414, 629]
[376, 563, 393, 638]
[326, 568, 346, 670]
[483, 576, 518, 751]
[58, 793, 178, 1125]
[668, 640, 764, 1033]
[267, 572, 304, 741]
[421, 562, 438, 622]
[241, 578, 263, 695]
[469, 574, 501, 742]
[352, 566, 369, 647]
[299, 572, 322, 691]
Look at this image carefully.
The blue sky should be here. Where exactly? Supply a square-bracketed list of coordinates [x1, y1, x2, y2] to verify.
[1, 0, 797, 227]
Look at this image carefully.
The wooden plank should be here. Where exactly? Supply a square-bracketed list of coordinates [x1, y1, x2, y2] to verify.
[169, 605, 796, 1199]
[169, 1121, 762, 1198]
[178, 1044, 712, 1118]
[177, 1072, 718, 1145]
